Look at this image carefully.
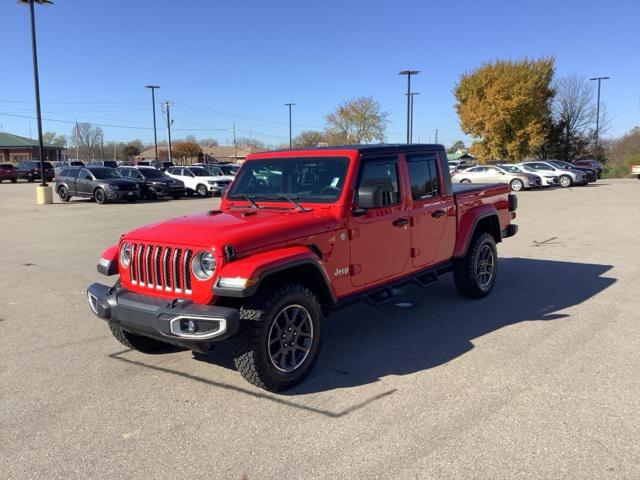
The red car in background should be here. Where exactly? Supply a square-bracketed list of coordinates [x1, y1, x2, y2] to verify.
[0, 163, 18, 183]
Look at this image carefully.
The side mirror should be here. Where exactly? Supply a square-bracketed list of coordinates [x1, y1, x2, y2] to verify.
[499, 171, 506, 175]
[354, 183, 394, 213]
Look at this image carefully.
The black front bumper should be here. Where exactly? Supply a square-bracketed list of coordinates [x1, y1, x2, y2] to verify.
[87, 283, 240, 352]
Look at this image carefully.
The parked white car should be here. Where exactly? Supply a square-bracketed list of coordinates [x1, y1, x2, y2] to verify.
[165, 166, 232, 197]
[631, 164, 640, 179]
[452, 164, 542, 191]
[520, 161, 586, 187]
[192, 163, 238, 179]
[513, 164, 559, 187]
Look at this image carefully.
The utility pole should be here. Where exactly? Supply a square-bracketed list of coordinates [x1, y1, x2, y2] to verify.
[113, 141, 116, 161]
[589, 76, 610, 158]
[434, 128, 438, 144]
[285, 103, 295, 148]
[162, 101, 173, 164]
[100, 133, 104, 160]
[145, 85, 160, 160]
[399, 70, 419, 144]
[232, 123, 237, 161]
[75, 120, 80, 160]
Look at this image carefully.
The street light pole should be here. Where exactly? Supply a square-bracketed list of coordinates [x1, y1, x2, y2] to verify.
[399, 70, 419, 144]
[21, 0, 52, 188]
[163, 101, 173, 164]
[589, 76, 610, 158]
[285, 103, 295, 148]
[407, 92, 420, 144]
[145, 85, 160, 160]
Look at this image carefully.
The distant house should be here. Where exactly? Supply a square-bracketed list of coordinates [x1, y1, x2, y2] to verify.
[135, 144, 262, 164]
[0, 132, 65, 164]
[447, 150, 475, 163]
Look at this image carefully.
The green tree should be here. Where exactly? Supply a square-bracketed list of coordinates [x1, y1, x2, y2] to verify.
[172, 141, 202, 165]
[446, 140, 466, 153]
[122, 142, 141, 159]
[293, 130, 325, 148]
[325, 96, 389, 144]
[454, 57, 555, 162]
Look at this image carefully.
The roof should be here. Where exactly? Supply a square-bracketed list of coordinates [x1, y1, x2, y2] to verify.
[447, 151, 474, 161]
[0, 132, 63, 149]
[260, 143, 445, 155]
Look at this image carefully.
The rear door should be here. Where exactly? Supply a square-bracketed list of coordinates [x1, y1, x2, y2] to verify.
[406, 152, 455, 267]
[348, 155, 411, 287]
[76, 168, 94, 196]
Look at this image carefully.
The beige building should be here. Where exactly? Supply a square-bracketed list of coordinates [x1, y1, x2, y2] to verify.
[136, 144, 262, 164]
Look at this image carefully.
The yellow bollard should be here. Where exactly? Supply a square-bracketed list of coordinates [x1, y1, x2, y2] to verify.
[36, 185, 53, 205]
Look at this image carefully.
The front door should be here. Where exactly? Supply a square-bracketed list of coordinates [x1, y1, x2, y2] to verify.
[348, 155, 411, 287]
[76, 168, 94, 196]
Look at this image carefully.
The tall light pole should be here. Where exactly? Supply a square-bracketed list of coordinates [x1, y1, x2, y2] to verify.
[20, 0, 52, 193]
[145, 85, 160, 160]
[285, 103, 295, 148]
[399, 70, 419, 144]
[162, 101, 173, 164]
[407, 92, 420, 144]
[589, 76, 610, 158]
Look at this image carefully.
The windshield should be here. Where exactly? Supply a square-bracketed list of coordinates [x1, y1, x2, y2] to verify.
[548, 161, 569, 169]
[227, 156, 349, 203]
[88, 167, 121, 179]
[190, 167, 210, 177]
[220, 165, 239, 175]
[140, 168, 167, 179]
[498, 165, 520, 173]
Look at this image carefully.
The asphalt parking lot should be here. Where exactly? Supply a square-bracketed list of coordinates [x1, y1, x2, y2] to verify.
[1, 180, 639, 479]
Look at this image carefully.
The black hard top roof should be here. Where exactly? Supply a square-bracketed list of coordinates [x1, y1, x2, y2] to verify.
[263, 143, 445, 155]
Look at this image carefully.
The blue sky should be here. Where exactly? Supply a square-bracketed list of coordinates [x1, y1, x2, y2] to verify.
[1, 0, 639, 148]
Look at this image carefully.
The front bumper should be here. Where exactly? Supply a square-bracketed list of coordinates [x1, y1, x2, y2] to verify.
[106, 190, 139, 200]
[87, 283, 240, 352]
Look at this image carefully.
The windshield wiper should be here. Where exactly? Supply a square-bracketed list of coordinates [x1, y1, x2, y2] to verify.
[241, 194, 260, 209]
[276, 195, 311, 212]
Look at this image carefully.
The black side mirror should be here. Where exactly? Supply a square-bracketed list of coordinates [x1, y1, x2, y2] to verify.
[354, 183, 394, 214]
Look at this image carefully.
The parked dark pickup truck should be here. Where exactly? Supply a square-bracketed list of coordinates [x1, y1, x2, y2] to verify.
[87, 144, 518, 391]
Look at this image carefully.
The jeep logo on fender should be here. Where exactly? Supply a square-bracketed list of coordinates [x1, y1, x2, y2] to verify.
[334, 267, 350, 277]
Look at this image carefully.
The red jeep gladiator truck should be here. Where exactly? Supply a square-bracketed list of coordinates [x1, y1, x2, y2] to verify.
[87, 144, 518, 391]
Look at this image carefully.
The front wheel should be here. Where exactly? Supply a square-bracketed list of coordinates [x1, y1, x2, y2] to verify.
[559, 175, 572, 188]
[94, 188, 107, 204]
[146, 187, 157, 200]
[454, 232, 498, 299]
[510, 178, 524, 191]
[171, 193, 183, 200]
[26, 173, 35, 183]
[233, 283, 323, 392]
[196, 184, 208, 197]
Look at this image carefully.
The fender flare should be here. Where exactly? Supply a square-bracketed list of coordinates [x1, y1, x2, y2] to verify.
[97, 244, 119, 276]
[453, 205, 500, 258]
[213, 245, 335, 303]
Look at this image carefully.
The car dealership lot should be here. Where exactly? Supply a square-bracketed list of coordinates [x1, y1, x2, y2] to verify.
[1, 181, 639, 479]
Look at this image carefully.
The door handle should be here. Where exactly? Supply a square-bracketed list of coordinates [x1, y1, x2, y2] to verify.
[392, 218, 409, 227]
[431, 210, 446, 218]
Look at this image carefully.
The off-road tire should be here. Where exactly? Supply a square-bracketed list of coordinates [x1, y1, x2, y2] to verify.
[94, 188, 107, 204]
[559, 175, 572, 188]
[232, 283, 323, 392]
[454, 232, 498, 299]
[108, 319, 169, 353]
[510, 178, 524, 191]
[58, 186, 70, 202]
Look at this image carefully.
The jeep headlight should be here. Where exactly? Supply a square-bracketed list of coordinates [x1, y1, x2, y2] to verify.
[120, 242, 131, 267]
[192, 251, 216, 280]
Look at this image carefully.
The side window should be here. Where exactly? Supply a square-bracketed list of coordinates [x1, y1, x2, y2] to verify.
[357, 157, 400, 207]
[407, 154, 440, 200]
[118, 169, 129, 178]
[78, 169, 92, 180]
[60, 168, 69, 177]
[212, 167, 222, 176]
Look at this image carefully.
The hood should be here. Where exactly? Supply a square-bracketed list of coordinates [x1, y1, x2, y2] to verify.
[124, 208, 338, 252]
[101, 178, 138, 188]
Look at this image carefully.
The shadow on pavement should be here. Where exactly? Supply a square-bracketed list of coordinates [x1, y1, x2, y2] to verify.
[194, 257, 615, 395]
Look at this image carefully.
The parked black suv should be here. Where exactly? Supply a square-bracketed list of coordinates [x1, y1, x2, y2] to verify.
[55, 166, 139, 204]
[15, 160, 55, 182]
[116, 166, 185, 199]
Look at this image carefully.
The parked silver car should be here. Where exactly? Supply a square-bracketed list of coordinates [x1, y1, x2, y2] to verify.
[521, 161, 586, 187]
[511, 164, 559, 187]
[451, 165, 542, 191]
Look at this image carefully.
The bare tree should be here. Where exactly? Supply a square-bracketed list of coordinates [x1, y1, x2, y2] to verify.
[325, 96, 389, 144]
[293, 130, 325, 148]
[71, 123, 104, 161]
[552, 75, 596, 160]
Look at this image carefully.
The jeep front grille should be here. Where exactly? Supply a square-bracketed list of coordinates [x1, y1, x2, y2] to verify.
[129, 243, 193, 294]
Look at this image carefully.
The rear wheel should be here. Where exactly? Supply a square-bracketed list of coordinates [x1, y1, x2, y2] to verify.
[509, 178, 524, 191]
[459, 179, 471, 184]
[196, 184, 208, 197]
[58, 186, 70, 202]
[454, 232, 498, 299]
[108, 320, 169, 353]
[94, 188, 107, 204]
[233, 283, 323, 392]
[559, 175, 572, 188]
